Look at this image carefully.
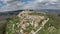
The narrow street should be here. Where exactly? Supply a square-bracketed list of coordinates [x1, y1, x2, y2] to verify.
[33, 18, 49, 34]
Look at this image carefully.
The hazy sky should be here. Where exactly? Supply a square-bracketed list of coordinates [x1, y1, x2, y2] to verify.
[0, 0, 60, 12]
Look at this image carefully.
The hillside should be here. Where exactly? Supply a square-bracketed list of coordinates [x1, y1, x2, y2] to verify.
[38, 13, 60, 34]
[5, 10, 60, 34]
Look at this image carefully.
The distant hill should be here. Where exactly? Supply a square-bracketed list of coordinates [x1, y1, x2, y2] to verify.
[0, 9, 60, 16]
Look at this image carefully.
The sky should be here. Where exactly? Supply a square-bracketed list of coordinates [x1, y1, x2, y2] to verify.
[0, 0, 60, 12]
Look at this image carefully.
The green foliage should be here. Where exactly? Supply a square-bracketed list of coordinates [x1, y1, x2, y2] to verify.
[5, 16, 20, 34]
[38, 14, 60, 34]
[24, 24, 33, 33]
[45, 14, 60, 29]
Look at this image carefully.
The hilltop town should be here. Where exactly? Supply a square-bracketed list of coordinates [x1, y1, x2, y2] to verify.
[5, 10, 60, 34]
[5, 10, 49, 34]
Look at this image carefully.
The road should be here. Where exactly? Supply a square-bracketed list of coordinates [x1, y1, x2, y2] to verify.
[33, 18, 49, 34]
